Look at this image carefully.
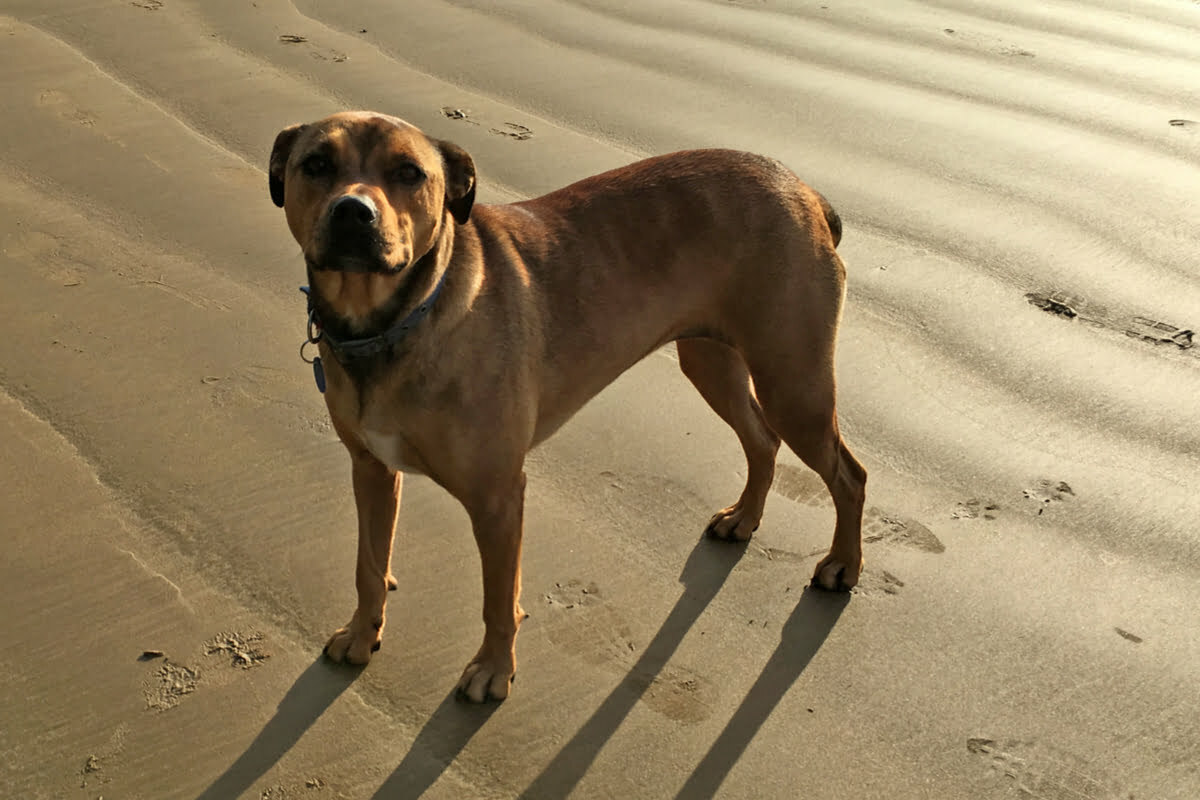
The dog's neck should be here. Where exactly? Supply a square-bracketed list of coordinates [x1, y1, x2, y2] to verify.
[304, 220, 458, 381]
[307, 220, 456, 360]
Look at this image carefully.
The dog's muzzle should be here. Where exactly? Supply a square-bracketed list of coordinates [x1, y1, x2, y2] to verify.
[319, 194, 395, 272]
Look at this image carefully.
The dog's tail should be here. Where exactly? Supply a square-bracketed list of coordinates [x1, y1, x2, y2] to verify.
[817, 192, 842, 248]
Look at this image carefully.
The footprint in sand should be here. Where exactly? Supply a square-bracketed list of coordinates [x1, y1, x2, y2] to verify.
[262, 779, 328, 797]
[1022, 479, 1074, 516]
[1026, 290, 1084, 320]
[1027, 289, 1195, 354]
[142, 632, 269, 711]
[851, 568, 905, 597]
[309, 48, 348, 63]
[490, 122, 534, 141]
[952, 498, 1000, 520]
[627, 663, 715, 724]
[1125, 316, 1193, 350]
[204, 631, 270, 669]
[80, 753, 103, 790]
[441, 106, 480, 125]
[278, 33, 348, 63]
[772, 462, 831, 508]
[143, 660, 200, 711]
[541, 579, 714, 722]
[956, 480, 1074, 521]
[773, 463, 943, 553]
[442, 107, 536, 143]
[967, 737, 1124, 799]
[544, 578, 604, 610]
[78, 724, 127, 791]
[862, 507, 944, 553]
[543, 580, 637, 667]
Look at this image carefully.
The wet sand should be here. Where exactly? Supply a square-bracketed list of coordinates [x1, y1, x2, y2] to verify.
[2, 1, 1199, 798]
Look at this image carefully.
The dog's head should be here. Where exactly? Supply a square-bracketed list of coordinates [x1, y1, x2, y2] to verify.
[269, 112, 475, 321]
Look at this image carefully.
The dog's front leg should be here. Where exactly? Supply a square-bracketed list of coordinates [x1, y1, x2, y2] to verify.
[324, 449, 402, 664]
[456, 471, 527, 702]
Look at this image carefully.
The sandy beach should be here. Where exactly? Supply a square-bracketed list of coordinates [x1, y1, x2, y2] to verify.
[2, 0, 1199, 797]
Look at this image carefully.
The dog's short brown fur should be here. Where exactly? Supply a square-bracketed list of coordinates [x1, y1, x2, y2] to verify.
[270, 111, 866, 702]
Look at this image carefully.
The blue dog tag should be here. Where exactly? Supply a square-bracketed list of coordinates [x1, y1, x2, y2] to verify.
[312, 356, 327, 393]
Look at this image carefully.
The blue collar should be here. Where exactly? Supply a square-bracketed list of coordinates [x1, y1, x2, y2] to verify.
[300, 265, 449, 367]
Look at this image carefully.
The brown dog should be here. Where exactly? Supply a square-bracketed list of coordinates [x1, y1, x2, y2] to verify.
[269, 111, 866, 702]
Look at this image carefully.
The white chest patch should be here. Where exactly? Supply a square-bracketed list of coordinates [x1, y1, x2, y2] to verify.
[361, 429, 425, 475]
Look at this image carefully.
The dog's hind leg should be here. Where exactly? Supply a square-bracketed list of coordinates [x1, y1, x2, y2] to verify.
[748, 345, 866, 591]
[677, 337, 781, 541]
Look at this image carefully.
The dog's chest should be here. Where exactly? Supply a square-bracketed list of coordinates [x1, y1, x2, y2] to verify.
[322, 361, 432, 475]
[359, 426, 427, 475]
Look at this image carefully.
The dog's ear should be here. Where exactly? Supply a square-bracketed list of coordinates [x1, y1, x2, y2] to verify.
[269, 124, 307, 208]
[437, 139, 476, 224]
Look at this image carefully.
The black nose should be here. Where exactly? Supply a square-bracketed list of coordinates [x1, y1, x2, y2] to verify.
[329, 194, 378, 234]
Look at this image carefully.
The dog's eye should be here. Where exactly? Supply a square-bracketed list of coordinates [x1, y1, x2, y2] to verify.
[390, 163, 425, 186]
[301, 154, 332, 178]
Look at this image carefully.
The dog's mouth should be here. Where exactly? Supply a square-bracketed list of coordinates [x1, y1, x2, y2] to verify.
[308, 251, 407, 275]
[308, 228, 408, 274]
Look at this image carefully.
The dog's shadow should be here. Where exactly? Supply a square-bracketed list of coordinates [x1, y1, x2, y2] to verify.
[198, 536, 843, 800]
[517, 536, 848, 799]
[513, 535, 759, 798]
[194, 657, 361, 800]
[368, 691, 497, 799]
[193, 649, 494, 800]
[671, 586, 848, 799]
[365, 533, 745, 798]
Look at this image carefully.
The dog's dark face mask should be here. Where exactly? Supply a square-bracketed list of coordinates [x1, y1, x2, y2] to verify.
[269, 112, 475, 324]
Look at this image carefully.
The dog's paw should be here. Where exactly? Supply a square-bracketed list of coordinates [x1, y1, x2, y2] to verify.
[455, 651, 515, 703]
[323, 617, 382, 665]
[810, 552, 862, 591]
[704, 503, 759, 542]
[386, 573, 398, 591]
